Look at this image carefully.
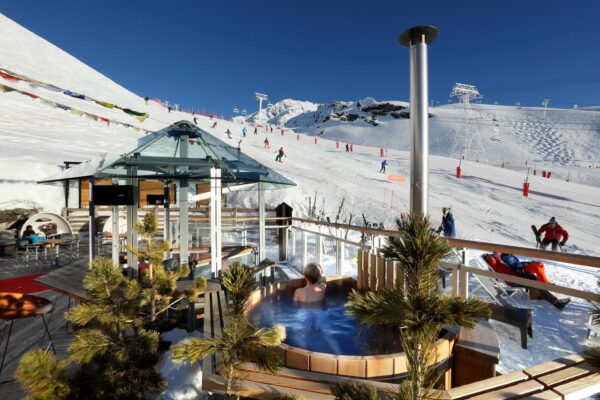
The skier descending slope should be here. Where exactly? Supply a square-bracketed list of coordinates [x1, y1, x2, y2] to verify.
[379, 159, 388, 173]
[534, 217, 569, 251]
[242, 127, 247, 137]
[275, 147, 286, 163]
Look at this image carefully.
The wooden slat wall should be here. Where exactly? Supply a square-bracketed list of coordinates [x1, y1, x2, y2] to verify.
[358, 250, 403, 293]
[196, 182, 211, 206]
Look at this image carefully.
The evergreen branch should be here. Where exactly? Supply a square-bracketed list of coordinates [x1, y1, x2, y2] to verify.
[171, 337, 220, 364]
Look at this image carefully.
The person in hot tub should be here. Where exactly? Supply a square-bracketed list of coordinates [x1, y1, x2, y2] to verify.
[293, 263, 326, 303]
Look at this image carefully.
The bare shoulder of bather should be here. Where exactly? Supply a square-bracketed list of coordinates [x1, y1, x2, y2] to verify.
[294, 263, 326, 304]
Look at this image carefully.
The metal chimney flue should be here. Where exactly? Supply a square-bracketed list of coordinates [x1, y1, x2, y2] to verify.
[399, 25, 438, 216]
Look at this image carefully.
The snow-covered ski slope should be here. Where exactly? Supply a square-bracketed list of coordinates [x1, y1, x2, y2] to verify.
[0, 13, 599, 258]
[243, 97, 600, 185]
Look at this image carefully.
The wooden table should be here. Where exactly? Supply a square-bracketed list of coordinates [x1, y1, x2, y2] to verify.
[0, 292, 56, 377]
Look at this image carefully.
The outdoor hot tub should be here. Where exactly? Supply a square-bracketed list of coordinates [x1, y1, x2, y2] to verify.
[246, 276, 457, 380]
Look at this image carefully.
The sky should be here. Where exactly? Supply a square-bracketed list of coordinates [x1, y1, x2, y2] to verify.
[1, 0, 600, 116]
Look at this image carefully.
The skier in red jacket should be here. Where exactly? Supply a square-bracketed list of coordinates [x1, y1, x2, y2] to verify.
[536, 217, 569, 251]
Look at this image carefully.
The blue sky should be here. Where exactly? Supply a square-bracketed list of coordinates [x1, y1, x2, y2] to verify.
[2, 1, 600, 116]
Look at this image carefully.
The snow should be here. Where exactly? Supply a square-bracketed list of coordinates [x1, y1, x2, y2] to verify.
[0, 12, 600, 379]
[158, 329, 208, 400]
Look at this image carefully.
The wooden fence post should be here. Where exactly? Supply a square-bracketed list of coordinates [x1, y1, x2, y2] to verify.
[385, 259, 395, 289]
[357, 249, 364, 291]
[369, 253, 378, 292]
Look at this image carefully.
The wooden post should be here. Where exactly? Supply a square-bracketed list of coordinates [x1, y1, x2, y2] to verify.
[385, 259, 394, 289]
[395, 262, 404, 290]
[376, 257, 385, 292]
[276, 203, 293, 261]
[369, 253, 378, 292]
[357, 250, 364, 291]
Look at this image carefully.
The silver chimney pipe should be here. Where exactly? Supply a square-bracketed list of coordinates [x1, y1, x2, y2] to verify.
[399, 26, 438, 215]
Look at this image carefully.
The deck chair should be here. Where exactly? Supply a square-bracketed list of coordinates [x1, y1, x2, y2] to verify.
[469, 257, 533, 349]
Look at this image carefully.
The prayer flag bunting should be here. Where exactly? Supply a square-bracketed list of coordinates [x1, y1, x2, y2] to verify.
[95, 100, 115, 109]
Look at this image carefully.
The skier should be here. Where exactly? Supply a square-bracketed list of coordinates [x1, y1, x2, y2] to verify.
[350, 144, 353, 152]
[379, 159, 388, 173]
[254, 127, 258, 135]
[264, 138, 270, 149]
[144, 96, 149, 105]
[345, 143, 350, 152]
[193, 117, 198, 125]
[242, 127, 247, 137]
[270, 126, 273, 133]
[225, 128, 232, 139]
[212, 121, 217, 128]
[535, 217, 569, 251]
[275, 147, 285, 162]
[436, 207, 456, 238]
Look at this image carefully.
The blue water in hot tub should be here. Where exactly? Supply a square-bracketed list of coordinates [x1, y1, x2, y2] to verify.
[247, 294, 402, 356]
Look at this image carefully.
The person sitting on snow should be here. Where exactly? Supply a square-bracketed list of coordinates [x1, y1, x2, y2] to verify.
[536, 217, 568, 251]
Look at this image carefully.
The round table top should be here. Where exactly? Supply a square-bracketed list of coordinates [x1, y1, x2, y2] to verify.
[0, 292, 54, 320]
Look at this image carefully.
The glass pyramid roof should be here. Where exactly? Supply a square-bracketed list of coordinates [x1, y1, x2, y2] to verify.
[39, 121, 296, 189]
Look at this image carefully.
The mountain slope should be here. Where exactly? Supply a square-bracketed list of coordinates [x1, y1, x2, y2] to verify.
[0, 12, 598, 258]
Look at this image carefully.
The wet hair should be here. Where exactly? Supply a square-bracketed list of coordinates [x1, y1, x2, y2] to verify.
[304, 262, 323, 284]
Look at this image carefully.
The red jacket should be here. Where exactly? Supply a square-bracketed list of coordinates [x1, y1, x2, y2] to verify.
[538, 223, 569, 242]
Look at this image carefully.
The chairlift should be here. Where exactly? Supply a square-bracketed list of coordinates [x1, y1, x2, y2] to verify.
[233, 107, 240, 114]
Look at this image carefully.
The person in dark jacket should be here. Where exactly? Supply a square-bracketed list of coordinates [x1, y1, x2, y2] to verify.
[379, 160, 388, 173]
[436, 208, 456, 238]
[22, 225, 36, 240]
[536, 217, 568, 251]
